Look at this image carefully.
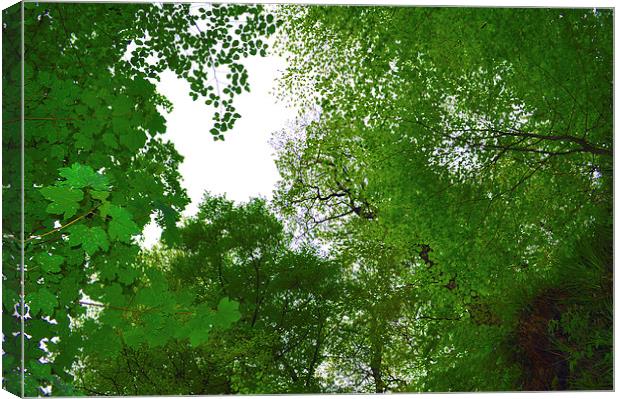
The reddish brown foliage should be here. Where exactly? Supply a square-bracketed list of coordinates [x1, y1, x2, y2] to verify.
[516, 289, 570, 391]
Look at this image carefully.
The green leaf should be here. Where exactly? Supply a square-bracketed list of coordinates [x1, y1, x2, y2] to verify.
[135, 286, 166, 308]
[99, 309, 124, 328]
[154, 201, 178, 226]
[67, 225, 109, 255]
[40, 186, 84, 219]
[119, 130, 147, 151]
[75, 131, 94, 150]
[213, 297, 241, 328]
[91, 190, 110, 200]
[82, 90, 100, 109]
[24, 376, 41, 396]
[28, 360, 52, 380]
[123, 327, 145, 348]
[101, 203, 140, 242]
[188, 313, 214, 347]
[155, 201, 181, 244]
[58, 276, 79, 306]
[102, 133, 119, 149]
[117, 266, 139, 285]
[3, 355, 15, 371]
[28, 288, 58, 316]
[26, 319, 54, 340]
[86, 325, 122, 358]
[112, 115, 130, 134]
[2, 285, 19, 312]
[49, 145, 65, 159]
[102, 283, 125, 307]
[146, 114, 166, 135]
[34, 253, 64, 273]
[142, 313, 176, 347]
[59, 163, 109, 191]
[188, 328, 210, 347]
[111, 96, 133, 116]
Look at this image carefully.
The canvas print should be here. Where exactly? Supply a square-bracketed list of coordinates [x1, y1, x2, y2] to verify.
[1, 1, 613, 395]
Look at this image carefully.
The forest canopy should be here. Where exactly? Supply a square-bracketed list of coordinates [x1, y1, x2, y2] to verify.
[2, 2, 613, 395]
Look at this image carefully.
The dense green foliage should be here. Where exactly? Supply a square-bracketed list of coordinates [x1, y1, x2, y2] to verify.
[2, 3, 613, 395]
[75, 195, 340, 395]
[273, 5, 612, 392]
[2, 2, 276, 396]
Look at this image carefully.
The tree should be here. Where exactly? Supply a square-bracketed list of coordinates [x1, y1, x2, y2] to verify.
[2, 2, 277, 395]
[75, 194, 342, 395]
[274, 5, 612, 391]
[2, 3, 612, 394]
[273, 114, 377, 238]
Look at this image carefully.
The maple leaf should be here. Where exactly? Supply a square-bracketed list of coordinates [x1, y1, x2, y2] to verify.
[102, 133, 119, 149]
[74, 131, 94, 150]
[213, 297, 242, 328]
[135, 286, 166, 308]
[117, 266, 140, 285]
[119, 129, 147, 152]
[111, 96, 133, 116]
[90, 190, 110, 200]
[123, 327, 146, 348]
[188, 328, 210, 348]
[57, 276, 79, 307]
[67, 225, 109, 256]
[28, 360, 52, 379]
[34, 253, 64, 273]
[86, 325, 122, 358]
[40, 186, 84, 219]
[100, 203, 140, 242]
[28, 288, 58, 316]
[59, 163, 109, 191]
[49, 145, 65, 159]
[102, 283, 125, 307]
[187, 312, 214, 347]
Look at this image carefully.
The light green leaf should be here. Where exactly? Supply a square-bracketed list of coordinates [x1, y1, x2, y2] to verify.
[90, 190, 110, 200]
[67, 225, 109, 255]
[188, 313, 214, 347]
[40, 186, 84, 219]
[59, 163, 109, 191]
[102, 203, 140, 242]
[213, 297, 241, 328]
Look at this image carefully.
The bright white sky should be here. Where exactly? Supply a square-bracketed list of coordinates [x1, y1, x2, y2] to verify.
[140, 53, 298, 248]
